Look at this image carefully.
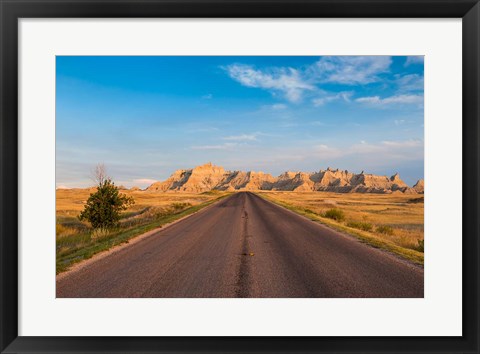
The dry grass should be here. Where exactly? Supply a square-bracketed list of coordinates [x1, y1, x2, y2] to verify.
[56, 188, 221, 235]
[257, 191, 424, 265]
[56, 188, 423, 270]
[56, 188, 216, 215]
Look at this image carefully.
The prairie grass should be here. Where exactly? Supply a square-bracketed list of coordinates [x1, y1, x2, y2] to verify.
[90, 227, 111, 240]
[56, 189, 230, 273]
[56, 224, 81, 238]
[376, 225, 395, 235]
[257, 191, 424, 265]
[56, 188, 214, 214]
[346, 221, 373, 232]
[323, 208, 345, 221]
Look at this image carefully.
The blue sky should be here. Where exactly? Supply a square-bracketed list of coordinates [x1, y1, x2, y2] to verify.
[56, 56, 424, 188]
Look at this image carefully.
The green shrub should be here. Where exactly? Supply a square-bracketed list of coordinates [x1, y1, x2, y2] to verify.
[376, 225, 394, 235]
[347, 221, 373, 232]
[323, 208, 345, 222]
[79, 178, 135, 229]
[416, 239, 424, 252]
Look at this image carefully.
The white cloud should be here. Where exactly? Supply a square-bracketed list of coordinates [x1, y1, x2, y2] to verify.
[222, 133, 258, 142]
[313, 144, 343, 158]
[313, 139, 422, 158]
[394, 119, 406, 126]
[312, 97, 332, 106]
[202, 93, 213, 99]
[381, 139, 422, 147]
[260, 103, 288, 111]
[405, 56, 424, 66]
[356, 94, 423, 107]
[279, 122, 299, 128]
[187, 126, 219, 133]
[312, 91, 353, 106]
[310, 56, 392, 84]
[271, 103, 287, 110]
[224, 57, 395, 104]
[191, 143, 238, 150]
[342, 139, 424, 164]
[396, 74, 424, 92]
[347, 141, 385, 155]
[291, 139, 423, 168]
[224, 57, 408, 107]
[225, 64, 315, 102]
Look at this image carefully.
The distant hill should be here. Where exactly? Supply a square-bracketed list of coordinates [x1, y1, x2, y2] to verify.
[146, 163, 424, 194]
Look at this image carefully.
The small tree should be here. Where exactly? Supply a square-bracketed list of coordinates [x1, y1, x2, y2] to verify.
[79, 165, 134, 229]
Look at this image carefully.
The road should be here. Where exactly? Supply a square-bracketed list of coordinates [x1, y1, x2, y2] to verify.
[57, 192, 423, 298]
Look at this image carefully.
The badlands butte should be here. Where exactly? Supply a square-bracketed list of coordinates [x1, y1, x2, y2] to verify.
[145, 162, 424, 194]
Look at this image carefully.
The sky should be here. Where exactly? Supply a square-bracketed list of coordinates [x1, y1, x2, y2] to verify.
[56, 56, 424, 189]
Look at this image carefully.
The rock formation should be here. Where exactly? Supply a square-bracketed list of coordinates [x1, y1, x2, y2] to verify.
[412, 179, 424, 194]
[145, 163, 422, 194]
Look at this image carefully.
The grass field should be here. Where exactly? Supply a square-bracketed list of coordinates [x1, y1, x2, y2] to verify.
[56, 188, 230, 273]
[57, 188, 424, 273]
[257, 191, 424, 265]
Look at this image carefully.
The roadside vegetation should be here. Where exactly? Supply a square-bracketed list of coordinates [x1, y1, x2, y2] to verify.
[78, 164, 135, 229]
[257, 191, 424, 265]
[56, 165, 230, 274]
[323, 208, 345, 222]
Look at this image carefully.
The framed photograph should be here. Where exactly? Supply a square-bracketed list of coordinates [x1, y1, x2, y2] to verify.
[1, 0, 479, 353]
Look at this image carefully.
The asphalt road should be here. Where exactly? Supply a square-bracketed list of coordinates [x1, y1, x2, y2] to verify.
[57, 192, 424, 298]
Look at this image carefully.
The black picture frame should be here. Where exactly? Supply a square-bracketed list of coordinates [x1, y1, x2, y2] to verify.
[1, 0, 479, 353]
